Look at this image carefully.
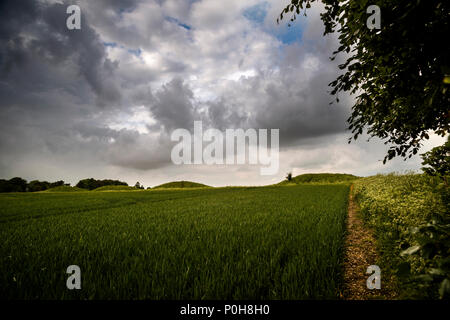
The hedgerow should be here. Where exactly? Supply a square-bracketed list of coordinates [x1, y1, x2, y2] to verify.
[354, 173, 448, 299]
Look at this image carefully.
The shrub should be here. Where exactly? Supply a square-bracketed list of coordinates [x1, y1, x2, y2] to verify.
[353, 173, 447, 298]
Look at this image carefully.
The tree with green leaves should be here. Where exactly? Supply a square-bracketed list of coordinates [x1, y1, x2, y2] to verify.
[76, 178, 128, 190]
[422, 136, 450, 186]
[286, 172, 293, 182]
[279, 0, 449, 164]
[28, 180, 50, 192]
[0, 177, 27, 192]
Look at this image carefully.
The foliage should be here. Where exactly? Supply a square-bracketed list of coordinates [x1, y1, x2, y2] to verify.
[0, 177, 124, 193]
[286, 172, 293, 182]
[400, 139, 450, 299]
[27, 180, 51, 192]
[421, 136, 450, 186]
[279, 0, 450, 163]
[400, 211, 450, 299]
[0, 177, 27, 193]
[0, 185, 349, 299]
[353, 173, 448, 298]
[75, 178, 128, 191]
[28, 180, 66, 192]
[134, 182, 144, 189]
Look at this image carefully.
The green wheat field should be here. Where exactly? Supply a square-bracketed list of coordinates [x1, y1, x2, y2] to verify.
[0, 184, 349, 299]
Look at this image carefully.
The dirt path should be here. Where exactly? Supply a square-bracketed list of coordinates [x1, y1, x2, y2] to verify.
[341, 184, 396, 299]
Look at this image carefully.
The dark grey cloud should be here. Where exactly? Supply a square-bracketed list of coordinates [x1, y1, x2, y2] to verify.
[203, 43, 350, 147]
[0, 0, 431, 186]
[251, 69, 350, 146]
[148, 77, 203, 132]
[0, 0, 141, 179]
[0, 0, 349, 178]
[0, 0, 121, 106]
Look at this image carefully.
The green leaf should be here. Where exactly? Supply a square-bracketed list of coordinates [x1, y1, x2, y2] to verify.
[414, 274, 434, 282]
[439, 278, 450, 299]
[428, 268, 446, 276]
[401, 245, 420, 256]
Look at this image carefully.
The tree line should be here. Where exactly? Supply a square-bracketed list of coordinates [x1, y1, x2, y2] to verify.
[0, 177, 135, 193]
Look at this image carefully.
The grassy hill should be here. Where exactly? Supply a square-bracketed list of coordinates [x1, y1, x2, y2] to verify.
[92, 185, 138, 192]
[279, 173, 359, 185]
[153, 180, 210, 189]
[42, 186, 86, 192]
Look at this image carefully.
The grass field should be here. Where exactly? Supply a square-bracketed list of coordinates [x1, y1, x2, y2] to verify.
[42, 186, 86, 192]
[0, 184, 349, 300]
[92, 185, 140, 192]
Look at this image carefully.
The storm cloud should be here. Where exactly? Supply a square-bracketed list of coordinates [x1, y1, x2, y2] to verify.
[0, 0, 440, 187]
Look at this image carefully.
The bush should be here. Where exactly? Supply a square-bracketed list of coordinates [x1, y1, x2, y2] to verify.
[76, 178, 128, 190]
[0, 178, 69, 193]
[286, 172, 293, 182]
[421, 136, 450, 186]
[0, 177, 27, 192]
[353, 173, 447, 299]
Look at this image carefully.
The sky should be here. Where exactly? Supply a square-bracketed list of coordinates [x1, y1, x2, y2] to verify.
[0, 0, 445, 188]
